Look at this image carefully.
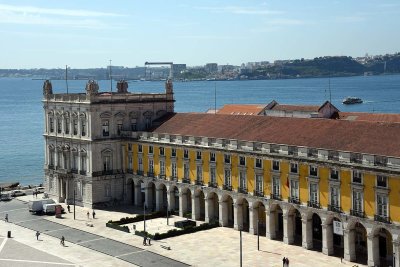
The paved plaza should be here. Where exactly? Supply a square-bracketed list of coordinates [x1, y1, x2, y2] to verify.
[0, 194, 367, 266]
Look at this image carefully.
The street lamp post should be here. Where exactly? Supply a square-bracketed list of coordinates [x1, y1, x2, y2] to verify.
[143, 202, 147, 234]
[73, 189, 76, 220]
[257, 219, 260, 251]
[166, 198, 169, 226]
[240, 225, 243, 267]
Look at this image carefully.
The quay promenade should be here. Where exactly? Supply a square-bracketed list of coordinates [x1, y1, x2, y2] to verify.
[0, 194, 367, 267]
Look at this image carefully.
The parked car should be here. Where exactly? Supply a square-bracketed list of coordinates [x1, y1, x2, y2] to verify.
[29, 199, 55, 213]
[43, 203, 64, 214]
[0, 192, 12, 201]
[36, 187, 45, 193]
[11, 190, 26, 197]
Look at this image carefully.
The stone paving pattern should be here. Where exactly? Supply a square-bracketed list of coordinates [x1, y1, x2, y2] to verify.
[0, 194, 368, 266]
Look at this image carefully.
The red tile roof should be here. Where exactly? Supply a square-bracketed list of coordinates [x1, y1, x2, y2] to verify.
[339, 112, 400, 123]
[152, 113, 400, 157]
[270, 104, 320, 112]
[217, 104, 266, 115]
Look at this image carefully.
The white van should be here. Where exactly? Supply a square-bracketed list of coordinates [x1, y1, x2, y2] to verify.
[28, 199, 55, 213]
[43, 203, 64, 215]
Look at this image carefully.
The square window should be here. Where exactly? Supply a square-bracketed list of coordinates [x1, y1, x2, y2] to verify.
[272, 160, 280, 171]
[171, 148, 176, 157]
[224, 154, 231, 164]
[330, 169, 339, 180]
[290, 162, 298, 173]
[255, 158, 262, 168]
[149, 146, 153, 154]
[309, 166, 318, 176]
[184, 149, 189, 159]
[196, 151, 202, 160]
[138, 145, 143, 153]
[239, 156, 246, 166]
[352, 170, 362, 183]
[159, 147, 165, 156]
[210, 152, 216, 162]
[377, 175, 387, 188]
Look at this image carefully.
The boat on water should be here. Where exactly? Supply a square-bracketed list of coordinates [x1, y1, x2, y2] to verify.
[342, 97, 363, 104]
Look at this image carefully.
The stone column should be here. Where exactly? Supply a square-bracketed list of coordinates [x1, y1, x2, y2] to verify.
[322, 224, 334, 255]
[266, 208, 276, 239]
[283, 212, 294, 245]
[249, 206, 257, 235]
[192, 194, 200, 220]
[167, 190, 173, 212]
[155, 188, 163, 211]
[367, 233, 379, 267]
[393, 240, 400, 267]
[179, 191, 187, 217]
[205, 196, 211, 223]
[234, 203, 243, 230]
[219, 200, 228, 227]
[302, 215, 313, 249]
[144, 185, 152, 209]
[134, 184, 141, 206]
[343, 229, 356, 262]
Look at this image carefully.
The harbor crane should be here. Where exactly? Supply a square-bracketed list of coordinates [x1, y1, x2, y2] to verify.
[144, 61, 174, 80]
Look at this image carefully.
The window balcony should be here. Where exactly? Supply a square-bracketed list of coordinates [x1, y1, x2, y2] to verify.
[137, 170, 144, 176]
[170, 176, 178, 182]
[147, 172, 155, 178]
[328, 204, 342, 213]
[126, 169, 133, 174]
[182, 178, 190, 184]
[159, 174, 166, 180]
[350, 209, 365, 218]
[223, 184, 232, 191]
[238, 187, 248, 194]
[374, 214, 390, 224]
[208, 182, 217, 188]
[71, 169, 78, 174]
[48, 165, 54, 170]
[195, 179, 204, 186]
[253, 190, 264, 197]
[270, 193, 282, 201]
[79, 170, 86, 175]
[288, 197, 300, 204]
[307, 201, 321, 209]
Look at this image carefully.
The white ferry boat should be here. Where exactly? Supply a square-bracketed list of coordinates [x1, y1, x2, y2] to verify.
[342, 97, 363, 104]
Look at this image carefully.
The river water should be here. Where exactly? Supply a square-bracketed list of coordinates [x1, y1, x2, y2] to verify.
[1, 75, 399, 185]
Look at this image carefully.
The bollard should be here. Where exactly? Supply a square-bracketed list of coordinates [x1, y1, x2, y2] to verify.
[7, 231, 11, 238]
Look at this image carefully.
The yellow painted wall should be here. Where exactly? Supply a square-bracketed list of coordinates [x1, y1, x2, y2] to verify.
[165, 147, 171, 177]
[341, 169, 351, 213]
[364, 172, 375, 217]
[143, 145, 149, 173]
[133, 144, 138, 172]
[280, 160, 289, 199]
[319, 167, 329, 208]
[216, 152, 224, 186]
[177, 149, 184, 181]
[189, 150, 196, 181]
[390, 176, 400, 222]
[203, 152, 210, 184]
[299, 164, 308, 202]
[154, 145, 159, 176]
[247, 157, 255, 192]
[231, 154, 238, 189]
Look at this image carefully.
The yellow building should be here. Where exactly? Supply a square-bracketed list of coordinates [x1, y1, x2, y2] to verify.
[125, 113, 400, 267]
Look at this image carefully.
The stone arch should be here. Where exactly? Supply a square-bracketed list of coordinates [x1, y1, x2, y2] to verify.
[324, 214, 344, 257]
[371, 226, 393, 267]
[126, 177, 134, 205]
[235, 197, 250, 232]
[100, 112, 112, 119]
[192, 188, 205, 221]
[205, 191, 219, 223]
[155, 182, 168, 212]
[145, 181, 157, 212]
[168, 185, 180, 212]
[311, 213, 323, 252]
[269, 203, 284, 241]
[251, 200, 266, 236]
[346, 220, 368, 266]
[179, 187, 192, 218]
[219, 193, 234, 227]
[287, 206, 302, 246]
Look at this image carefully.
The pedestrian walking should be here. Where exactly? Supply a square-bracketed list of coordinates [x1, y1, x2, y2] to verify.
[60, 236, 65, 246]
[282, 257, 286, 267]
[143, 236, 147, 246]
[92, 210, 96, 219]
[147, 237, 151, 246]
[5, 214, 8, 222]
[67, 204, 70, 213]
[286, 258, 289, 266]
[36, 231, 40, 240]
[87, 211, 90, 219]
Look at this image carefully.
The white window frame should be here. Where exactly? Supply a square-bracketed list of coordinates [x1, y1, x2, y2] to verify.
[309, 183, 319, 204]
[210, 152, 216, 162]
[138, 157, 143, 171]
[352, 190, 363, 212]
[224, 169, 231, 186]
[309, 165, 318, 177]
[196, 165, 202, 181]
[148, 159, 154, 174]
[255, 174, 263, 192]
[171, 162, 177, 178]
[239, 170, 247, 189]
[330, 186, 340, 207]
[255, 158, 263, 169]
[272, 160, 280, 171]
[352, 170, 363, 184]
[160, 160, 165, 175]
[210, 167, 216, 183]
[184, 163, 189, 179]
[376, 194, 388, 217]
[239, 156, 246, 166]
[290, 162, 298, 174]
[272, 176, 280, 196]
[290, 179, 299, 200]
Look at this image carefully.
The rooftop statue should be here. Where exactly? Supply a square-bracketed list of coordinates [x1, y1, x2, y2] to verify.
[85, 80, 99, 96]
[43, 80, 53, 96]
[165, 79, 173, 94]
[117, 80, 129, 93]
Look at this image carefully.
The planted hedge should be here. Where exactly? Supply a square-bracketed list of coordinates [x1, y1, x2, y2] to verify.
[108, 211, 166, 225]
[106, 222, 130, 233]
[134, 221, 219, 240]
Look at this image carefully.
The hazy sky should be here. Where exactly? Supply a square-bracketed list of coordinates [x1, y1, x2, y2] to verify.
[0, 0, 399, 69]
